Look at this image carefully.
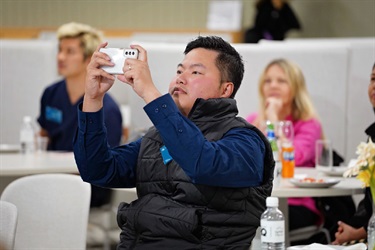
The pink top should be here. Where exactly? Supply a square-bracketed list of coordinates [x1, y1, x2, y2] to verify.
[246, 112, 323, 222]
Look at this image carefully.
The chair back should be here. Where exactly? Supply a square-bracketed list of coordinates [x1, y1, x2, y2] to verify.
[0, 174, 91, 249]
[0, 200, 18, 250]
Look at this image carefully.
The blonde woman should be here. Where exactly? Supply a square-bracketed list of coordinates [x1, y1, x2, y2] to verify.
[246, 59, 323, 233]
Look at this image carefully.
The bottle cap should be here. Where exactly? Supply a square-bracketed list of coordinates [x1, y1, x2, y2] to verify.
[266, 197, 279, 207]
[23, 116, 32, 123]
[266, 120, 274, 128]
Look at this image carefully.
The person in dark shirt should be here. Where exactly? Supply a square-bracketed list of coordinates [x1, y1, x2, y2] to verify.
[37, 22, 122, 207]
[332, 63, 375, 245]
[245, 0, 301, 43]
[73, 36, 274, 248]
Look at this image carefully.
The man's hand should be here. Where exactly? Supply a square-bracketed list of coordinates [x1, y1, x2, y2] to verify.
[83, 42, 116, 112]
[117, 45, 161, 104]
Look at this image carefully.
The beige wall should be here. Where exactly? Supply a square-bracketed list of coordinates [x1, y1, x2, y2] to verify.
[1, 0, 374, 39]
[290, 0, 375, 37]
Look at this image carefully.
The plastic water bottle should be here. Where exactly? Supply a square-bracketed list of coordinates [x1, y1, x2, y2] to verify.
[368, 214, 375, 250]
[266, 121, 281, 187]
[261, 197, 285, 250]
[20, 116, 35, 154]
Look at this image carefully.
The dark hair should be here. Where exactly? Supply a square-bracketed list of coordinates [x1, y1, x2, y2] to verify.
[256, 0, 271, 9]
[184, 36, 244, 98]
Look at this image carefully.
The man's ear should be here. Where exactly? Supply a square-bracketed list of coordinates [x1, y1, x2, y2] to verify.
[221, 82, 234, 98]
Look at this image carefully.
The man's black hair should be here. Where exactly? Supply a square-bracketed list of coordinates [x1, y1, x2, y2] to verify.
[184, 36, 244, 98]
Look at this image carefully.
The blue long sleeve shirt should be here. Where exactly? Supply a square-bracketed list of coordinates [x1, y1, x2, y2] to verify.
[73, 94, 265, 188]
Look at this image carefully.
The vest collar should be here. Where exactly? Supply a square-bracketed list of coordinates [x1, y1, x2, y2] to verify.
[188, 98, 238, 122]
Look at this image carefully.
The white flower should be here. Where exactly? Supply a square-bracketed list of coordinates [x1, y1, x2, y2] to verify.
[343, 162, 360, 178]
[343, 138, 375, 186]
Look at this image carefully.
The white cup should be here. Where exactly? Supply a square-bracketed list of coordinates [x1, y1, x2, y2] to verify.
[315, 139, 333, 169]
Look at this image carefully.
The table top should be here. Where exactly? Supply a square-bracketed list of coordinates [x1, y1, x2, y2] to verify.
[0, 152, 78, 176]
[0, 153, 364, 198]
[272, 167, 364, 197]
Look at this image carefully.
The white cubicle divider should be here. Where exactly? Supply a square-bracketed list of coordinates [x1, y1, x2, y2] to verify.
[1, 37, 373, 163]
[124, 42, 186, 132]
[262, 37, 375, 160]
[0, 37, 133, 146]
[126, 41, 354, 162]
[345, 42, 375, 160]
[0, 39, 60, 145]
[234, 43, 350, 160]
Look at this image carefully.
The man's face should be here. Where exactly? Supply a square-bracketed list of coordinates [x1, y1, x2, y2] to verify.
[168, 48, 230, 116]
[57, 38, 89, 78]
[369, 66, 375, 108]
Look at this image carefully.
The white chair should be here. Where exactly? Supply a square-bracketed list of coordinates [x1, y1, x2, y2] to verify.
[0, 174, 91, 249]
[0, 200, 18, 250]
[87, 188, 138, 249]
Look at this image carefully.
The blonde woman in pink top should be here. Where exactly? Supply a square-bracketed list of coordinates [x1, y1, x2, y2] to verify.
[246, 59, 323, 235]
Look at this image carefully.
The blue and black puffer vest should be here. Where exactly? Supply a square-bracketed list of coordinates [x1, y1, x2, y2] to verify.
[117, 98, 274, 250]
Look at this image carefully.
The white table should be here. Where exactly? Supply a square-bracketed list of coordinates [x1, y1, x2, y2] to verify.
[250, 167, 364, 248]
[0, 152, 78, 176]
[1, 153, 363, 247]
[100, 167, 365, 248]
[273, 168, 363, 197]
[273, 167, 363, 231]
[0, 152, 78, 193]
[273, 167, 363, 235]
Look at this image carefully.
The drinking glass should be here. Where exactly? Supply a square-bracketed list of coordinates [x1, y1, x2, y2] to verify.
[277, 121, 294, 144]
[315, 139, 333, 170]
[35, 136, 48, 154]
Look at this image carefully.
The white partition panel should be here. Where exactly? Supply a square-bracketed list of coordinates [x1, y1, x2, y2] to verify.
[126, 42, 185, 131]
[0, 39, 59, 145]
[284, 37, 375, 45]
[1, 37, 370, 164]
[233, 43, 350, 159]
[263, 37, 375, 161]
[346, 43, 375, 160]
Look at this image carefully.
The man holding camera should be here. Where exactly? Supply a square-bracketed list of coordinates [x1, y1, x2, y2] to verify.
[74, 36, 273, 249]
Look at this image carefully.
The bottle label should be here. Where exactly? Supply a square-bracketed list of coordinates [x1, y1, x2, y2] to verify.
[20, 130, 34, 142]
[282, 150, 294, 161]
[272, 151, 279, 162]
[281, 146, 295, 178]
[260, 220, 285, 243]
[273, 161, 282, 187]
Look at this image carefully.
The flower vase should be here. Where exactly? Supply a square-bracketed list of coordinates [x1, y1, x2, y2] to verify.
[344, 139, 375, 249]
[368, 211, 375, 250]
[368, 185, 375, 250]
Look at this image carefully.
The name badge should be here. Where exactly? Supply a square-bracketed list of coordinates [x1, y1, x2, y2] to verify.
[160, 145, 173, 165]
[46, 106, 62, 124]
